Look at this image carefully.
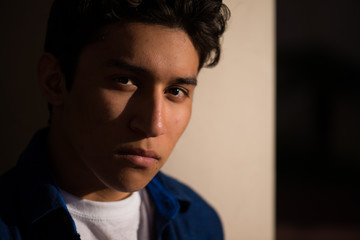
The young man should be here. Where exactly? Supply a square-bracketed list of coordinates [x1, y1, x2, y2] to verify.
[0, 0, 230, 239]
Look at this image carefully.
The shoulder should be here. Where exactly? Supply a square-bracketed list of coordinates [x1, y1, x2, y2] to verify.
[155, 172, 209, 202]
[0, 167, 22, 239]
[153, 172, 224, 239]
[0, 167, 20, 207]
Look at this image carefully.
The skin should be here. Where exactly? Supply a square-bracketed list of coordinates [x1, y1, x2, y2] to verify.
[39, 22, 199, 201]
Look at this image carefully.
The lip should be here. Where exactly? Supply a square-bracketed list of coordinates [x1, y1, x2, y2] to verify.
[114, 148, 160, 168]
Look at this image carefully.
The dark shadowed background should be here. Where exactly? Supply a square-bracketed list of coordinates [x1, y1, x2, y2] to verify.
[0, 1, 52, 174]
[277, 0, 360, 239]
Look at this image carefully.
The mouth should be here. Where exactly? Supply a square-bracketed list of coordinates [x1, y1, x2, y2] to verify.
[114, 148, 161, 168]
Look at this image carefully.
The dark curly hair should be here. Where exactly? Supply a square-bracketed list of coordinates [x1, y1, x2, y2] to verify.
[45, 0, 230, 89]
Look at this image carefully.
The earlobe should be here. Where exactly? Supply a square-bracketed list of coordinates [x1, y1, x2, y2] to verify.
[38, 53, 67, 106]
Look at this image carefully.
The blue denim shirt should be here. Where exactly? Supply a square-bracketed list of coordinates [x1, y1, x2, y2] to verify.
[0, 129, 223, 240]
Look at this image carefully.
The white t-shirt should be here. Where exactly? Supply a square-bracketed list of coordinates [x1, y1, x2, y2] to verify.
[60, 189, 154, 240]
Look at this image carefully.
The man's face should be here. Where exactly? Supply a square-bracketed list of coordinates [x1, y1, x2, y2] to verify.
[60, 22, 199, 195]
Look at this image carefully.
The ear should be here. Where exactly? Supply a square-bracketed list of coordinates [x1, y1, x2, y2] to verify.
[38, 53, 67, 106]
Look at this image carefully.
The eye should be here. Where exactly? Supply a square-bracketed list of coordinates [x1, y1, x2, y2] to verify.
[113, 76, 135, 85]
[165, 87, 189, 101]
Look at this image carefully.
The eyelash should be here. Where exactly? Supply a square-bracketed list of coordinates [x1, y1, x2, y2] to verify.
[165, 87, 188, 96]
[113, 76, 135, 85]
[112, 76, 190, 99]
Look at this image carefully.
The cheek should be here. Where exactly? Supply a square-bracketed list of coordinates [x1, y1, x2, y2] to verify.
[64, 90, 129, 147]
[161, 111, 191, 160]
[172, 107, 192, 135]
[94, 90, 129, 122]
[72, 89, 131, 125]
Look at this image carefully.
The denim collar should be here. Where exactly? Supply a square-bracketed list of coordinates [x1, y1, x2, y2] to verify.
[15, 129, 73, 228]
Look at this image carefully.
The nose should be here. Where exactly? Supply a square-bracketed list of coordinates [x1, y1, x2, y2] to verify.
[129, 91, 167, 138]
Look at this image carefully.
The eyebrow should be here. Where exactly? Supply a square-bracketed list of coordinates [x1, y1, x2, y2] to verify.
[106, 58, 150, 75]
[174, 77, 198, 86]
[105, 58, 198, 86]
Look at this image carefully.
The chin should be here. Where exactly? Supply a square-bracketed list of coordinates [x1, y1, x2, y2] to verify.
[100, 168, 157, 193]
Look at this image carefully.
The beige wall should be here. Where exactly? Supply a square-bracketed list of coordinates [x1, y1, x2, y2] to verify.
[0, 0, 274, 239]
[162, 0, 275, 239]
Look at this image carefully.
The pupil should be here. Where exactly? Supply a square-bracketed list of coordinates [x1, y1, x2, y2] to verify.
[172, 89, 180, 95]
[120, 78, 128, 84]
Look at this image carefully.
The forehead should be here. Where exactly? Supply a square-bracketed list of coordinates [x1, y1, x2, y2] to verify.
[85, 22, 200, 75]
